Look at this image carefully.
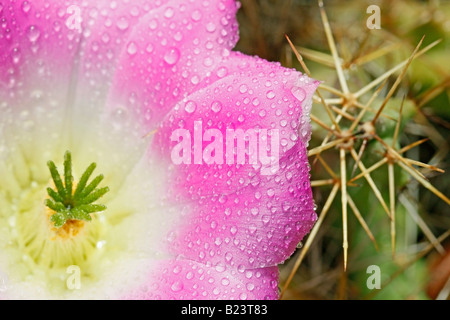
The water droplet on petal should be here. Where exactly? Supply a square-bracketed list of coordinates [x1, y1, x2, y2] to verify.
[149, 19, 158, 30]
[184, 100, 197, 113]
[266, 90, 275, 99]
[11, 48, 21, 64]
[146, 43, 154, 53]
[217, 67, 228, 78]
[282, 202, 291, 212]
[206, 22, 216, 32]
[164, 7, 174, 18]
[26, 25, 40, 42]
[291, 86, 306, 102]
[130, 6, 139, 17]
[203, 57, 213, 67]
[116, 17, 129, 30]
[239, 292, 248, 300]
[127, 41, 138, 55]
[190, 75, 200, 85]
[174, 31, 183, 41]
[21, 1, 31, 13]
[191, 10, 202, 21]
[171, 281, 183, 292]
[164, 47, 180, 65]
[211, 101, 222, 113]
[173, 265, 182, 274]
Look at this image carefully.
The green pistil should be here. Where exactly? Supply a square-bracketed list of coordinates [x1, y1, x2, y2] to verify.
[45, 151, 110, 228]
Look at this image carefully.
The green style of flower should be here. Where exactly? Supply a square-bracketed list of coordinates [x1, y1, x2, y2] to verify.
[45, 151, 109, 228]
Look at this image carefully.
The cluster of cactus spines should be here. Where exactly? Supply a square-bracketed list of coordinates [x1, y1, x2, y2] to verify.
[276, 0, 449, 299]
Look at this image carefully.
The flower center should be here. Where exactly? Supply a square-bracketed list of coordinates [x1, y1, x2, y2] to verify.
[45, 150, 109, 230]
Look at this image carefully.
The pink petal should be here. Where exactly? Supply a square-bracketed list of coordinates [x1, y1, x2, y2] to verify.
[0, 0, 170, 123]
[124, 259, 279, 300]
[151, 52, 319, 269]
[0, 0, 172, 161]
[106, 0, 240, 133]
[0, 0, 81, 104]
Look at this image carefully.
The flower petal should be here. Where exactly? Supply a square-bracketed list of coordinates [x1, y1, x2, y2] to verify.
[124, 259, 278, 300]
[151, 52, 319, 269]
[0, 0, 171, 180]
[106, 0, 240, 133]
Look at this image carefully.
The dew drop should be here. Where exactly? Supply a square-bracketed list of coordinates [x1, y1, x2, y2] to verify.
[239, 293, 248, 300]
[173, 265, 182, 274]
[239, 84, 248, 93]
[206, 22, 216, 32]
[184, 100, 197, 113]
[211, 101, 222, 113]
[171, 281, 183, 292]
[21, 1, 31, 13]
[203, 57, 213, 67]
[116, 17, 129, 30]
[266, 90, 275, 99]
[26, 25, 40, 42]
[174, 31, 183, 41]
[164, 7, 174, 18]
[149, 19, 158, 30]
[291, 86, 306, 102]
[191, 75, 200, 85]
[164, 47, 180, 65]
[217, 67, 228, 78]
[282, 202, 291, 212]
[146, 43, 154, 53]
[11, 48, 21, 64]
[225, 252, 233, 261]
[127, 41, 138, 55]
[191, 10, 202, 21]
[126, 5, 138, 16]
[144, 109, 152, 121]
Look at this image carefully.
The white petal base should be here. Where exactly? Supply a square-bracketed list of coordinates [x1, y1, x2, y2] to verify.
[0, 100, 181, 299]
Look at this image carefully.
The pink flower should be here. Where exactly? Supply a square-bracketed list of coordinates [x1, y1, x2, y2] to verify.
[0, 0, 318, 299]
